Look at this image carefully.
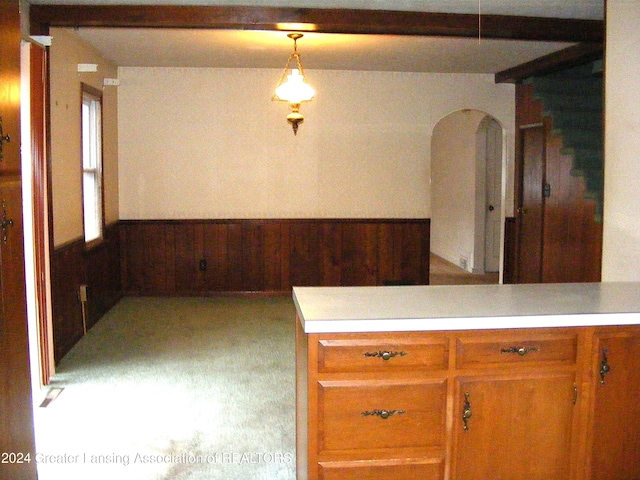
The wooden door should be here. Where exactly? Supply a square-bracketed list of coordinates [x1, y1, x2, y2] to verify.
[0, 1, 38, 478]
[516, 125, 545, 283]
[452, 373, 576, 480]
[588, 329, 640, 479]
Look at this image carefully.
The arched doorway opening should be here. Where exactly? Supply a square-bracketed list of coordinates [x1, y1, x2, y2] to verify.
[430, 109, 504, 281]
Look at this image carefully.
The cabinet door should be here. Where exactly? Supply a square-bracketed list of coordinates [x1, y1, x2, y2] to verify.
[452, 373, 576, 480]
[589, 330, 640, 479]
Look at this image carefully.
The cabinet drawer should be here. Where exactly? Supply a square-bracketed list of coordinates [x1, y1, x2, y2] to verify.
[318, 379, 447, 452]
[317, 337, 449, 373]
[319, 458, 444, 480]
[456, 333, 578, 369]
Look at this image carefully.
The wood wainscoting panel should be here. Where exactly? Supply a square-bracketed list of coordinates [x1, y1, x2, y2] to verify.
[120, 219, 430, 296]
[51, 239, 85, 361]
[52, 223, 122, 362]
[84, 223, 122, 328]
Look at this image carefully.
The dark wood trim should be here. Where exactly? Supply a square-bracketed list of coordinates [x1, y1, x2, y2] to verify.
[495, 42, 604, 83]
[30, 5, 603, 43]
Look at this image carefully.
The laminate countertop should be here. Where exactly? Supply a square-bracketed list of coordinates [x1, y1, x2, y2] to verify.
[293, 282, 640, 333]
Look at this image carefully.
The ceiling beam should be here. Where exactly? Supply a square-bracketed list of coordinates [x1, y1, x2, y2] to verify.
[495, 42, 604, 83]
[30, 5, 603, 43]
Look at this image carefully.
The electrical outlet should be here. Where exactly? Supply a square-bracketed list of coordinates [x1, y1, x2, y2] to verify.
[199, 259, 207, 271]
[459, 256, 469, 271]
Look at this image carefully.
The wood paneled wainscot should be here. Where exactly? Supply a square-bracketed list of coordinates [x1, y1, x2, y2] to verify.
[120, 219, 430, 295]
[294, 284, 640, 480]
[51, 223, 122, 362]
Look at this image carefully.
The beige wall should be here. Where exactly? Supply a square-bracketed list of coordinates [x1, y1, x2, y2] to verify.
[117, 67, 514, 219]
[39, 7, 640, 280]
[49, 28, 119, 247]
[602, 1, 640, 281]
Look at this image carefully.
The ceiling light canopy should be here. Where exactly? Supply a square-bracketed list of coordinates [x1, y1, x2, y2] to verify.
[273, 33, 315, 135]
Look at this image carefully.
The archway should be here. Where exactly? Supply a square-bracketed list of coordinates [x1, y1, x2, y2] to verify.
[430, 109, 504, 280]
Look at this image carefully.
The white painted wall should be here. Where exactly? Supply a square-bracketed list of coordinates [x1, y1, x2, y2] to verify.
[117, 67, 514, 220]
[602, 1, 640, 281]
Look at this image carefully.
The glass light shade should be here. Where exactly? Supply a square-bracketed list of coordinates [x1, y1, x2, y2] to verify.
[274, 69, 315, 104]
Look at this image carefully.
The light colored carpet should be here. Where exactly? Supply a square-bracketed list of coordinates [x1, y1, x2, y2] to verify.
[35, 296, 297, 480]
[35, 263, 494, 479]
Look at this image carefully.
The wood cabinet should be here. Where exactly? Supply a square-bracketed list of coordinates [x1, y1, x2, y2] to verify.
[298, 328, 449, 479]
[587, 327, 640, 479]
[453, 373, 576, 479]
[0, 2, 38, 478]
[452, 330, 580, 479]
[296, 324, 640, 480]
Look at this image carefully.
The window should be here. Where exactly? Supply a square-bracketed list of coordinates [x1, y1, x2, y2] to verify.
[81, 85, 104, 245]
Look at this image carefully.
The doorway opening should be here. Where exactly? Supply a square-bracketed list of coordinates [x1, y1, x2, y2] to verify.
[430, 109, 505, 282]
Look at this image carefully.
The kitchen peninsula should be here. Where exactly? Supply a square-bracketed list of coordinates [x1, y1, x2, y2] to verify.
[294, 283, 640, 480]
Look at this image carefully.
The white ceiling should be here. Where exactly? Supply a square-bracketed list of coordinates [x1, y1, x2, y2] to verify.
[38, 1, 605, 74]
[68, 28, 578, 73]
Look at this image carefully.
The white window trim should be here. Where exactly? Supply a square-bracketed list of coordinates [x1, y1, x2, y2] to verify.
[81, 85, 104, 246]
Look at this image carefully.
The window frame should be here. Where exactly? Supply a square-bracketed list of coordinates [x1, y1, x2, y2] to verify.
[80, 83, 105, 248]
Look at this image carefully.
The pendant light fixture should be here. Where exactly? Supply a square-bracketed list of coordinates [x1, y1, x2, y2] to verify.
[273, 33, 315, 135]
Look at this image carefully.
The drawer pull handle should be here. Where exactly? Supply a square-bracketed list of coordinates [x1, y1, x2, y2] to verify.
[500, 346, 540, 356]
[599, 348, 610, 385]
[363, 350, 407, 361]
[462, 392, 472, 431]
[361, 409, 405, 420]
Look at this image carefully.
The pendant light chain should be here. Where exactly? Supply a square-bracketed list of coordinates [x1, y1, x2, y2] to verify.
[478, 0, 482, 44]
